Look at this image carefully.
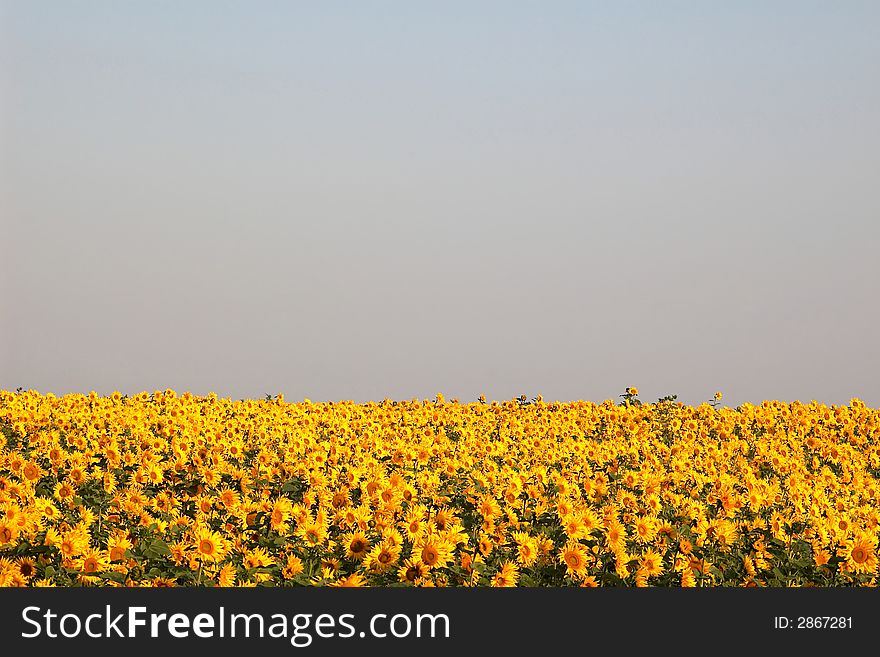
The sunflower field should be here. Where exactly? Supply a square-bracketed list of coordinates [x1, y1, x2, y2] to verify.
[1, 387, 879, 587]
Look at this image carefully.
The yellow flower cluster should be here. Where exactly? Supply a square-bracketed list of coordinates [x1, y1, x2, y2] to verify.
[1, 389, 879, 587]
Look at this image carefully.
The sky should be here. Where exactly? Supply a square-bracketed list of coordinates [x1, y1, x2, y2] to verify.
[1, 1, 879, 406]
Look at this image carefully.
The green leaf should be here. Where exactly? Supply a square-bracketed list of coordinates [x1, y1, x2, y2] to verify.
[143, 539, 171, 559]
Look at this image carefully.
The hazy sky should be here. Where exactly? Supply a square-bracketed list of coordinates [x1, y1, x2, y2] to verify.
[2, 1, 878, 406]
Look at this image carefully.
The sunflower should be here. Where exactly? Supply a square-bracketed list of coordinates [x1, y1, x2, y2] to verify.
[296, 515, 328, 547]
[107, 532, 133, 562]
[243, 547, 274, 569]
[403, 510, 424, 541]
[491, 562, 519, 587]
[536, 535, 554, 557]
[639, 550, 664, 578]
[53, 482, 75, 505]
[418, 537, 452, 570]
[332, 572, 367, 587]
[398, 559, 429, 584]
[512, 532, 539, 567]
[77, 549, 110, 575]
[281, 554, 304, 579]
[656, 522, 677, 543]
[633, 515, 657, 545]
[381, 527, 405, 548]
[217, 563, 237, 587]
[559, 542, 588, 578]
[195, 496, 214, 515]
[270, 498, 292, 532]
[0, 523, 16, 546]
[16, 557, 37, 582]
[708, 518, 738, 548]
[149, 577, 178, 587]
[330, 490, 349, 509]
[477, 496, 502, 522]
[344, 532, 371, 561]
[813, 549, 831, 568]
[217, 487, 241, 511]
[168, 541, 189, 566]
[605, 520, 627, 552]
[433, 508, 454, 532]
[58, 529, 89, 559]
[34, 498, 61, 524]
[366, 541, 401, 572]
[22, 462, 42, 482]
[193, 527, 228, 563]
[68, 468, 86, 486]
[146, 466, 164, 485]
[321, 558, 341, 577]
[680, 568, 696, 587]
[844, 534, 878, 575]
[562, 515, 587, 541]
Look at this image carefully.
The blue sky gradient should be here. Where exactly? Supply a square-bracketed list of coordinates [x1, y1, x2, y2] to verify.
[2, 2, 879, 405]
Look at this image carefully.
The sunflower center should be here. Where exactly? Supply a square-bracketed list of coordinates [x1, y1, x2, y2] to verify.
[852, 547, 868, 564]
[199, 539, 215, 554]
